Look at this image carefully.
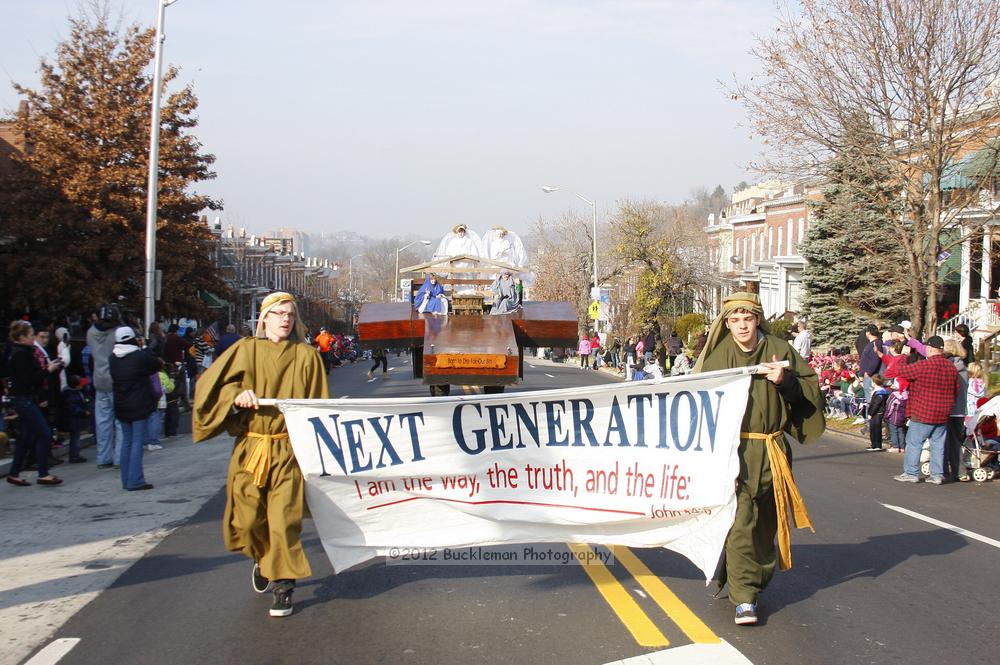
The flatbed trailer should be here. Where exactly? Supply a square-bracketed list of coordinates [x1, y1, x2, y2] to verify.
[357, 255, 578, 395]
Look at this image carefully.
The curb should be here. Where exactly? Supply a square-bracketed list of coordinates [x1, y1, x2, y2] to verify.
[1, 430, 97, 478]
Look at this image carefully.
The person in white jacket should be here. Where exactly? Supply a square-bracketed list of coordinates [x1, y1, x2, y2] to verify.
[792, 322, 812, 360]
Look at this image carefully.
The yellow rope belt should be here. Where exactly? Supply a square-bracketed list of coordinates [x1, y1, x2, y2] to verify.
[741, 431, 815, 570]
[243, 431, 290, 488]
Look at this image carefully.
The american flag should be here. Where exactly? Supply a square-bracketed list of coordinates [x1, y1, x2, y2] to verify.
[205, 321, 221, 343]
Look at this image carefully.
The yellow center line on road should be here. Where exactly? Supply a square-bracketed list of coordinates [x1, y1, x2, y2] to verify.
[566, 543, 670, 648]
[611, 545, 720, 645]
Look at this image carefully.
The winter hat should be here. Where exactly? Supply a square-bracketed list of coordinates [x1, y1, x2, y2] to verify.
[115, 326, 136, 343]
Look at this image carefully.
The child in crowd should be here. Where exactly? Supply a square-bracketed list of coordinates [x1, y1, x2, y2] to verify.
[967, 362, 987, 417]
[61, 375, 89, 463]
[866, 374, 888, 451]
[642, 356, 664, 380]
[146, 367, 173, 452]
[670, 353, 693, 376]
[163, 363, 182, 438]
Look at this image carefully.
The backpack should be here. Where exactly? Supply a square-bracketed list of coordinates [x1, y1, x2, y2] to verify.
[884, 390, 909, 427]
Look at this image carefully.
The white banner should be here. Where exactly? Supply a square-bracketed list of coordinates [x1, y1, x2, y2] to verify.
[276, 368, 754, 580]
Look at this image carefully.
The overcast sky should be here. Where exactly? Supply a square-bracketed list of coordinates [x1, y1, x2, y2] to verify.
[1, 1, 776, 240]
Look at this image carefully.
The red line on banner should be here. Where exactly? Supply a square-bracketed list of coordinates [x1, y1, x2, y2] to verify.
[365, 495, 645, 516]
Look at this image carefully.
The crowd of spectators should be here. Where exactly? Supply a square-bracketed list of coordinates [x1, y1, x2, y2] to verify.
[1, 308, 252, 489]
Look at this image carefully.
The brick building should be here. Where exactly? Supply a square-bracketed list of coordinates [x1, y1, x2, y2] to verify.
[703, 181, 816, 320]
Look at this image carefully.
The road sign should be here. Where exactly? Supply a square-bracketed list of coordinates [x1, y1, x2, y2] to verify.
[588, 301, 600, 320]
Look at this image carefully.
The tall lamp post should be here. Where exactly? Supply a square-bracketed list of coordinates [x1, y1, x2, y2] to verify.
[393, 240, 431, 301]
[542, 186, 598, 294]
[144, 0, 180, 332]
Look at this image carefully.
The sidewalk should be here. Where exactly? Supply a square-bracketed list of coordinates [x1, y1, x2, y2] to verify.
[1, 429, 95, 478]
[0, 431, 231, 665]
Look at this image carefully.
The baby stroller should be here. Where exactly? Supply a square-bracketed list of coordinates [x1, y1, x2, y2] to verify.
[965, 395, 1000, 483]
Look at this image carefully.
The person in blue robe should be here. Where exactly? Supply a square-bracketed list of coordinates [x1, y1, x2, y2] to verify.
[414, 274, 448, 315]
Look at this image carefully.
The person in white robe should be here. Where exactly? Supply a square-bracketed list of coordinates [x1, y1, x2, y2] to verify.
[482, 226, 534, 285]
[433, 224, 484, 294]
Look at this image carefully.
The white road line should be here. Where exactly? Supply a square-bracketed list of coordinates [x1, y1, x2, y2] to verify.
[545, 373, 555, 378]
[882, 503, 1000, 549]
[340, 395, 350, 399]
[528, 364, 536, 368]
[604, 640, 753, 665]
[24, 639, 80, 665]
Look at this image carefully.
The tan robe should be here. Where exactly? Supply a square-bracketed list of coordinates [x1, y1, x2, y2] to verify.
[193, 338, 328, 580]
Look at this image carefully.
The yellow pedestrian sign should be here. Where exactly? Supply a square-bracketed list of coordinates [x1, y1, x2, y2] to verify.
[588, 301, 600, 320]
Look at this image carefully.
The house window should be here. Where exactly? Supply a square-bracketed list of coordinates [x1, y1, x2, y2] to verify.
[767, 227, 774, 259]
[777, 227, 783, 257]
[798, 217, 805, 251]
[786, 220, 793, 254]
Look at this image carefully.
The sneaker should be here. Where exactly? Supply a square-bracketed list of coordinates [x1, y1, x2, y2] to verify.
[269, 586, 294, 617]
[864, 447, 884, 451]
[853, 417, 866, 425]
[69, 456, 87, 464]
[96, 463, 114, 469]
[734, 603, 758, 625]
[252, 562, 271, 594]
[112, 464, 120, 470]
[893, 473, 921, 483]
[382, 372, 389, 379]
[926, 476, 943, 485]
[366, 370, 374, 380]
[145, 444, 163, 451]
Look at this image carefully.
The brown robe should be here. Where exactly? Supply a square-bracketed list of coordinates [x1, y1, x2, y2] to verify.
[193, 337, 328, 580]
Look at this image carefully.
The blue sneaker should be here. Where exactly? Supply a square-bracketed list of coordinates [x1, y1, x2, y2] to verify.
[735, 602, 758, 625]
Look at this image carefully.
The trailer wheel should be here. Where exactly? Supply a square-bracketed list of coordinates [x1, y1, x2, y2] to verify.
[483, 386, 505, 394]
[429, 384, 450, 397]
[972, 467, 989, 483]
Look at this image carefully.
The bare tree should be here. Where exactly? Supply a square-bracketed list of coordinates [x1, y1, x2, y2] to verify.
[527, 213, 597, 333]
[733, 0, 1000, 335]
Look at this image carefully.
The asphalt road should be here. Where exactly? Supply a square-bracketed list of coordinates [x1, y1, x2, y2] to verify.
[24, 354, 1000, 665]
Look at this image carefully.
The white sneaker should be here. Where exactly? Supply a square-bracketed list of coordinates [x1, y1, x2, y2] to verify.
[145, 444, 163, 451]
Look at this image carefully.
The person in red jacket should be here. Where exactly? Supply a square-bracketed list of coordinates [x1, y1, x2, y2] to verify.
[893, 336, 959, 484]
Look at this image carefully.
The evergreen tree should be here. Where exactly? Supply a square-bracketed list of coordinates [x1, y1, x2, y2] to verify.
[0, 7, 222, 320]
[800, 117, 907, 348]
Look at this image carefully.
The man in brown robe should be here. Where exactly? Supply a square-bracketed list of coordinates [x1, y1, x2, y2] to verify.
[194, 292, 328, 617]
[694, 292, 824, 625]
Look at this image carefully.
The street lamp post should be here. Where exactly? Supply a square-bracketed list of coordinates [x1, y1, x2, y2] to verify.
[143, 0, 180, 333]
[393, 240, 432, 301]
[542, 186, 598, 294]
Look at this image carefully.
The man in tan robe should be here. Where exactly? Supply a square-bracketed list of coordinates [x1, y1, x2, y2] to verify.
[194, 292, 328, 617]
[694, 292, 824, 625]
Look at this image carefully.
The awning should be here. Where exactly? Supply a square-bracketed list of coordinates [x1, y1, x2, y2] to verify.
[199, 290, 228, 308]
[939, 154, 977, 190]
[959, 140, 1000, 180]
[936, 143, 1000, 190]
